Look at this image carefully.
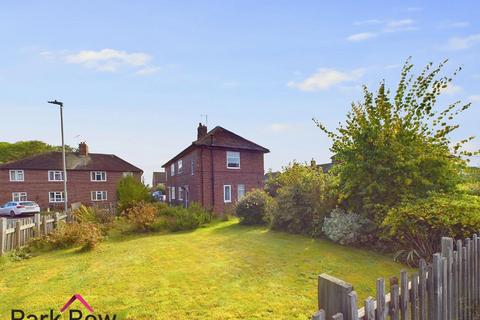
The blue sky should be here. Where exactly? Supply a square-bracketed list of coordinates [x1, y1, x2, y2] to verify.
[0, 1, 479, 184]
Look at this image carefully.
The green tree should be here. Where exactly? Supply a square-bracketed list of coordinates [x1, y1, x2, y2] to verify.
[316, 59, 478, 222]
[0, 141, 76, 163]
[117, 175, 152, 212]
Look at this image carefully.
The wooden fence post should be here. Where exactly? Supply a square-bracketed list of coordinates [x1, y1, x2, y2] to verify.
[318, 274, 353, 319]
[348, 291, 358, 320]
[376, 278, 387, 320]
[418, 259, 427, 320]
[432, 253, 443, 320]
[15, 220, 21, 249]
[54, 212, 60, 229]
[441, 237, 454, 320]
[364, 297, 375, 320]
[312, 310, 326, 320]
[34, 213, 41, 236]
[400, 270, 409, 320]
[0, 217, 6, 256]
[42, 215, 48, 235]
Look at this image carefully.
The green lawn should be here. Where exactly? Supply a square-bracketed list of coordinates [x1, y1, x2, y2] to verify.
[0, 220, 407, 319]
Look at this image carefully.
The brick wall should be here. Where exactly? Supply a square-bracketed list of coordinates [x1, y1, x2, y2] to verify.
[166, 146, 265, 213]
[0, 169, 142, 210]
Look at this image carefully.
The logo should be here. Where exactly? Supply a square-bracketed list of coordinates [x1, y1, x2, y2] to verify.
[10, 294, 117, 320]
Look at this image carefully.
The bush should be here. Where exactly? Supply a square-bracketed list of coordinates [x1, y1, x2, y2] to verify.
[72, 205, 114, 225]
[117, 175, 152, 212]
[236, 189, 276, 225]
[156, 203, 211, 231]
[43, 222, 103, 251]
[322, 208, 374, 245]
[269, 164, 338, 237]
[383, 193, 480, 266]
[125, 201, 157, 232]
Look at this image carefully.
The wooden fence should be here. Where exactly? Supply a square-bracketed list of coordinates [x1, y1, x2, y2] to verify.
[312, 235, 480, 320]
[0, 213, 67, 256]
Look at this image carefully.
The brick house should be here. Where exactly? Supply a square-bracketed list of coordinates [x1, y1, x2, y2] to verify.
[0, 142, 143, 210]
[162, 124, 269, 213]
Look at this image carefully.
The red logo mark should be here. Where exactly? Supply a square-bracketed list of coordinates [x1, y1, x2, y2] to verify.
[60, 294, 94, 313]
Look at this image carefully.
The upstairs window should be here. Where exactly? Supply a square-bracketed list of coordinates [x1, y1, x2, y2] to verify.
[191, 160, 195, 175]
[91, 171, 107, 181]
[49, 191, 65, 203]
[12, 192, 27, 202]
[123, 172, 133, 178]
[91, 191, 108, 201]
[171, 164, 175, 176]
[178, 160, 183, 174]
[9, 170, 24, 181]
[226, 151, 240, 169]
[48, 170, 64, 181]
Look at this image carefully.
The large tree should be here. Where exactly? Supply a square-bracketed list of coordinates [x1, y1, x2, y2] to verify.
[0, 141, 76, 163]
[316, 59, 478, 222]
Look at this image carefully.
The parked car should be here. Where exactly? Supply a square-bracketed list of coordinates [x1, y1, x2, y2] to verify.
[0, 201, 41, 217]
[152, 191, 166, 202]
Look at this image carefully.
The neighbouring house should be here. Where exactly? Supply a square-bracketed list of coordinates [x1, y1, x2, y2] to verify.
[0, 142, 143, 210]
[152, 171, 166, 188]
[162, 123, 269, 213]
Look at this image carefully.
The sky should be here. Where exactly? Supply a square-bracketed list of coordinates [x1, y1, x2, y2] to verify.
[0, 1, 479, 184]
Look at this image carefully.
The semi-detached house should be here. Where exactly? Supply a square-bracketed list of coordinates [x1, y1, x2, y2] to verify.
[162, 124, 269, 213]
[0, 142, 142, 210]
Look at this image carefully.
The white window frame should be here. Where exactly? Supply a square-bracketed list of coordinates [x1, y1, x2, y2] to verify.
[224, 185, 232, 203]
[177, 160, 183, 174]
[9, 170, 24, 182]
[237, 184, 245, 201]
[122, 172, 133, 178]
[12, 192, 27, 202]
[91, 171, 107, 182]
[178, 187, 184, 200]
[48, 170, 64, 181]
[91, 191, 108, 201]
[171, 164, 175, 176]
[49, 191, 65, 203]
[226, 151, 240, 169]
[171, 186, 176, 200]
[191, 160, 195, 175]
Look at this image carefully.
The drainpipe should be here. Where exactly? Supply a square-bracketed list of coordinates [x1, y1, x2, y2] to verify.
[210, 135, 215, 211]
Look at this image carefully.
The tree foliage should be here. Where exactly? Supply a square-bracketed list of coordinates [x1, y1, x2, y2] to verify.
[315, 59, 478, 222]
[117, 175, 152, 212]
[0, 141, 76, 163]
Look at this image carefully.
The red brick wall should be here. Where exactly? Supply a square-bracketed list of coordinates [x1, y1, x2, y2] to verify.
[166, 146, 265, 213]
[0, 169, 142, 210]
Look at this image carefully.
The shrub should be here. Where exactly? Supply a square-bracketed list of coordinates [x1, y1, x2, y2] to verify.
[117, 175, 152, 212]
[72, 205, 114, 225]
[383, 193, 480, 266]
[156, 203, 211, 231]
[269, 164, 337, 237]
[45, 222, 103, 251]
[236, 189, 276, 225]
[322, 208, 374, 245]
[125, 201, 157, 232]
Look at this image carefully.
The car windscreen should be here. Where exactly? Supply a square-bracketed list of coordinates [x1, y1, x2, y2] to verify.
[20, 202, 36, 206]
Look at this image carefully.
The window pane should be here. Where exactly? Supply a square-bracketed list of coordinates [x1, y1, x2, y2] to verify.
[227, 152, 240, 168]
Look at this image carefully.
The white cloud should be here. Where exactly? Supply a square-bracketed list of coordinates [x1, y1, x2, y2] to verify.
[445, 34, 480, 50]
[288, 68, 365, 91]
[469, 95, 480, 103]
[442, 84, 463, 95]
[448, 21, 470, 28]
[135, 66, 161, 75]
[64, 49, 151, 72]
[347, 32, 377, 42]
[384, 19, 416, 32]
[348, 18, 416, 42]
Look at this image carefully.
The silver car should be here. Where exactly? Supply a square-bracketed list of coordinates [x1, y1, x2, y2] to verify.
[0, 201, 41, 217]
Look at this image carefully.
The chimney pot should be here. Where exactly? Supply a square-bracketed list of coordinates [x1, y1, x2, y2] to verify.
[79, 142, 89, 156]
[197, 123, 208, 140]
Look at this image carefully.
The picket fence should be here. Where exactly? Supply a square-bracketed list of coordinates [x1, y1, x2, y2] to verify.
[312, 236, 480, 320]
[0, 213, 67, 256]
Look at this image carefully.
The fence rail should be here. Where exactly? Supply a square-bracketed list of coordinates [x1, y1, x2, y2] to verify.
[0, 213, 67, 256]
[313, 235, 480, 320]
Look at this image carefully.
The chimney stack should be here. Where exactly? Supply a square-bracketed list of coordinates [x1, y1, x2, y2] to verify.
[197, 123, 208, 140]
[79, 142, 89, 156]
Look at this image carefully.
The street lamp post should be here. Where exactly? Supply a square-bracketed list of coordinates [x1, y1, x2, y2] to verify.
[48, 100, 68, 213]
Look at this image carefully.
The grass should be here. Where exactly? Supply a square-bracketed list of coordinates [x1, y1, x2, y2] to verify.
[0, 219, 407, 319]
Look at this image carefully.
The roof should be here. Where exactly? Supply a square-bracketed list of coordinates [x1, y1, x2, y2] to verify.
[318, 162, 334, 173]
[162, 126, 269, 167]
[0, 151, 143, 172]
